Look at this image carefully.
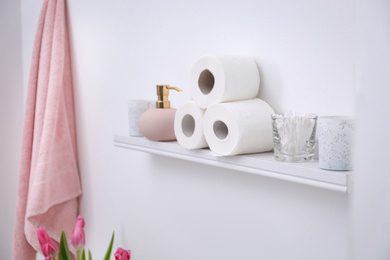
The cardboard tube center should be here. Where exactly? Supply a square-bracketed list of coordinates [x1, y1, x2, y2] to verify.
[198, 69, 214, 95]
[182, 114, 195, 137]
[213, 120, 228, 140]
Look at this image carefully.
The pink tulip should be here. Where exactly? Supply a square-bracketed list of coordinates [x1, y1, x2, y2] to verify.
[70, 215, 86, 250]
[114, 247, 131, 260]
[45, 257, 53, 260]
[37, 228, 57, 258]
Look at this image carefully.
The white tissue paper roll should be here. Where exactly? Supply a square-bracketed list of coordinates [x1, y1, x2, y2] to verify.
[190, 55, 260, 109]
[203, 98, 274, 156]
[174, 101, 209, 149]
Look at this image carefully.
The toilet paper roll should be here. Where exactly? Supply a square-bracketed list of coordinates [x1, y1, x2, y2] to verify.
[203, 98, 274, 156]
[174, 101, 208, 149]
[190, 55, 260, 109]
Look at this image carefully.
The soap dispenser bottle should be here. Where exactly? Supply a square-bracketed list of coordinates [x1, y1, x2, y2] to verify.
[138, 85, 182, 141]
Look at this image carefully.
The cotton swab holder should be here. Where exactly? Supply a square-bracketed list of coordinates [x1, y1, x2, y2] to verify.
[272, 112, 318, 162]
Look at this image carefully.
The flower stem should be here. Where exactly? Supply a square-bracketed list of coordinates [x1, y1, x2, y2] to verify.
[77, 250, 81, 260]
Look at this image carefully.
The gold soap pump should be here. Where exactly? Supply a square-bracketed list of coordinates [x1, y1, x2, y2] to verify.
[138, 85, 182, 141]
[156, 85, 182, 108]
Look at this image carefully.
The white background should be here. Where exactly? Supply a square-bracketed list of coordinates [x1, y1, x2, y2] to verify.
[1, 0, 389, 259]
[0, 0, 23, 258]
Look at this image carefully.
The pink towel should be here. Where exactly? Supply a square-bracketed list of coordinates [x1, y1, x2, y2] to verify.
[13, 0, 82, 259]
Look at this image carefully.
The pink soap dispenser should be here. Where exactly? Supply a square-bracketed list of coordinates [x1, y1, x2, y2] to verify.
[138, 85, 182, 141]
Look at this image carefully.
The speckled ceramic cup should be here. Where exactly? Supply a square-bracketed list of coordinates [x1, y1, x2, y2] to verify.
[128, 100, 155, 136]
[318, 116, 355, 171]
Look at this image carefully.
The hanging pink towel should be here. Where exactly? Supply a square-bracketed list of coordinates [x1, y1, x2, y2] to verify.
[13, 0, 82, 259]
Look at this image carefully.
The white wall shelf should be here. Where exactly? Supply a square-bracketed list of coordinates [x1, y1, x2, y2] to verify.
[114, 135, 351, 194]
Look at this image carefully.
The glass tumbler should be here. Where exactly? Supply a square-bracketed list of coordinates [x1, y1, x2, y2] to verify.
[272, 113, 318, 162]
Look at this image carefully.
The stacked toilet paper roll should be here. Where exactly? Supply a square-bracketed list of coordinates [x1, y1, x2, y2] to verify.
[190, 55, 260, 108]
[203, 99, 274, 156]
[174, 101, 208, 149]
[174, 54, 274, 155]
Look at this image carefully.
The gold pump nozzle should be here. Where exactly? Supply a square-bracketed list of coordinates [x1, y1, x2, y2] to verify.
[156, 85, 182, 108]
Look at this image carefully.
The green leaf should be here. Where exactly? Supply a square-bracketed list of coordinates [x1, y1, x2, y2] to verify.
[81, 249, 86, 260]
[103, 232, 115, 260]
[88, 249, 92, 260]
[59, 231, 72, 260]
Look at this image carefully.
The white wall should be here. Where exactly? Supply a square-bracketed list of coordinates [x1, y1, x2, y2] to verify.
[0, 0, 23, 259]
[352, 0, 390, 259]
[18, 0, 359, 259]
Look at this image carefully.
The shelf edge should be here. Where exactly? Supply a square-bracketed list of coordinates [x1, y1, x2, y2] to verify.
[114, 137, 349, 194]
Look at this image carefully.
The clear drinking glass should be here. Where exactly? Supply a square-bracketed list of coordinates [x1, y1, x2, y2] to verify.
[272, 113, 317, 162]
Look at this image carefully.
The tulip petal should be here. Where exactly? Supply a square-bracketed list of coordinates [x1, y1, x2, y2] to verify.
[37, 228, 57, 257]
